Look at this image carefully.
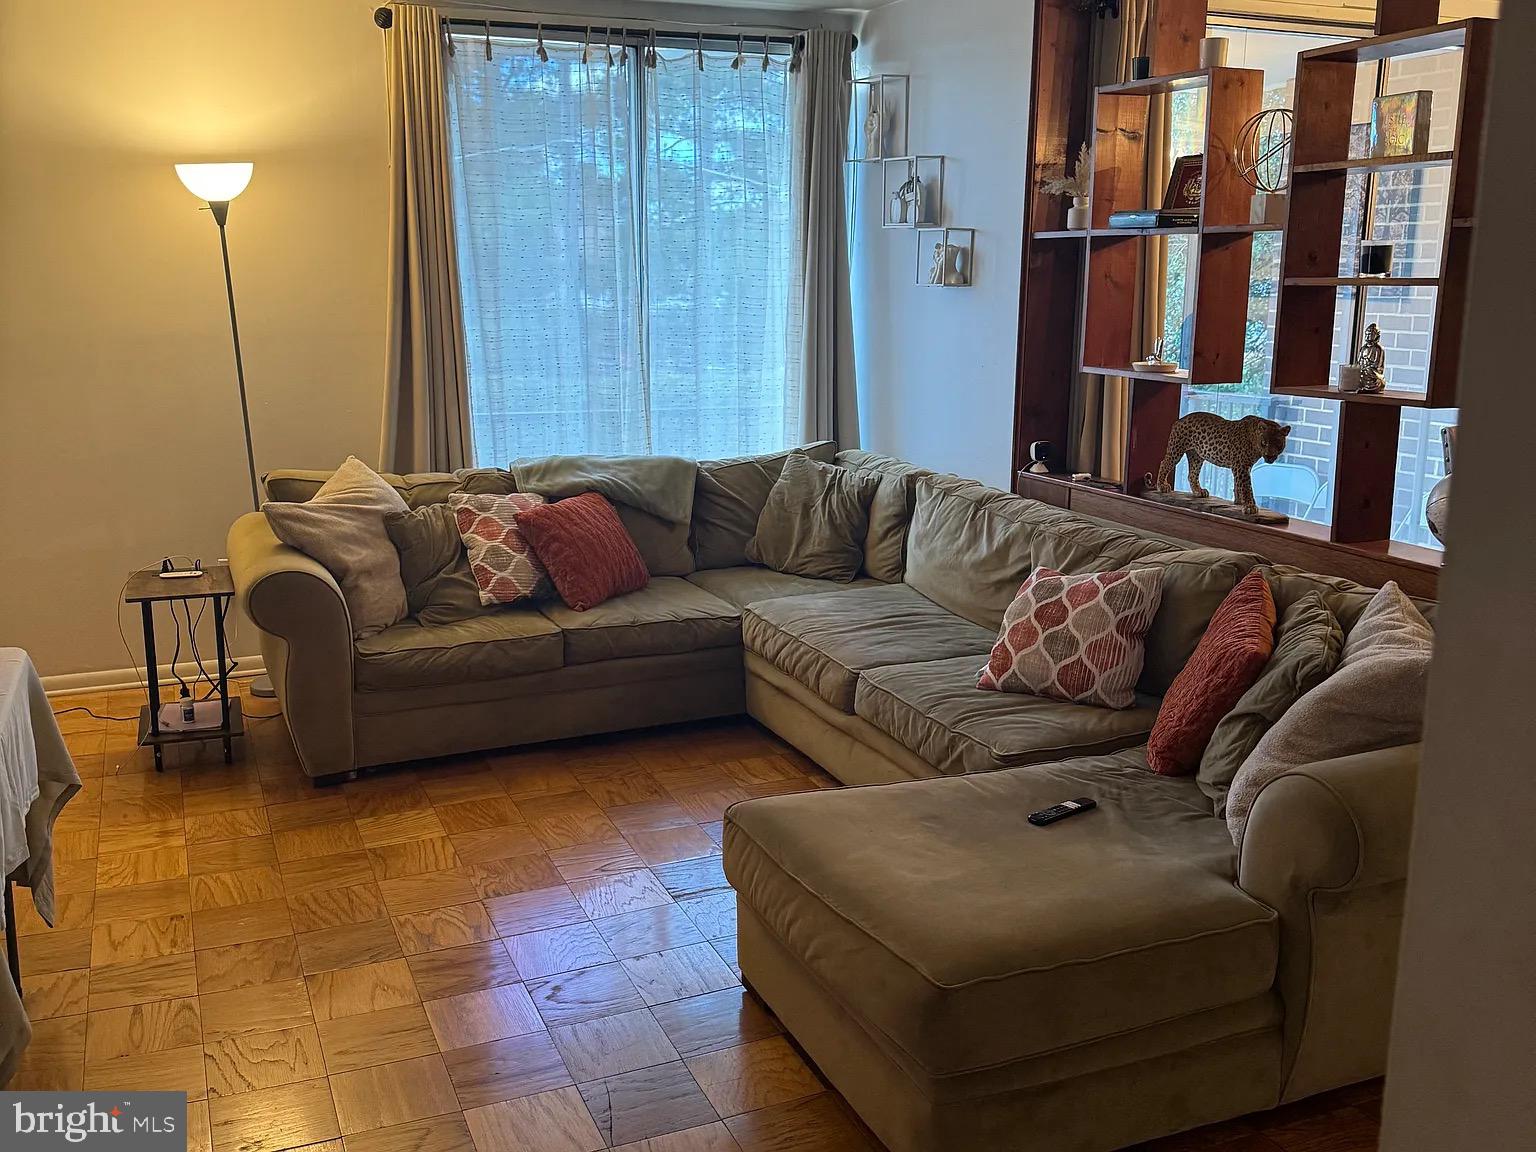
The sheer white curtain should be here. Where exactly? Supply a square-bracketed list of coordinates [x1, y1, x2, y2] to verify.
[447, 37, 647, 461]
[446, 33, 797, 463]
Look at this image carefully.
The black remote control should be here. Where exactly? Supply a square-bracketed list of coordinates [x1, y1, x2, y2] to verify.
[1027, 798, 1097, 826]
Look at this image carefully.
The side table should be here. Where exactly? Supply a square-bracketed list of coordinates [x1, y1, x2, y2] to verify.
[123, 564, 243, 770]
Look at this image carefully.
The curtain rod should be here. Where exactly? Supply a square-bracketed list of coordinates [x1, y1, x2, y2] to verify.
[371, 4, 854, 48]
[445, 17, 800, 48]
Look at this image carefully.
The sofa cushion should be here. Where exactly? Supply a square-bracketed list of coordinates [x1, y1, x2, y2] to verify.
[856, 655, 1161, 776]
[448, 492, 554, 606]
[691, 442, 837, 570]
[742, 584, 996, 714]
[685, 567, 882, 609]
[904, 477, 1176, 631]
[354, 609, 563, 691]
[1133, 548, 1265, 695]
[263, 467, 463, 509]
[747, 454, 881, 582]
[385, 504, 485, 626]
[518, 493, 649, 611]
[723, 750, 1278, 1076]
[835, 449, 933, 582]
[540, 577, 740, 665]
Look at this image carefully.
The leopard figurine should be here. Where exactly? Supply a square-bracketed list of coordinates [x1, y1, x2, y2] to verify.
[1150, 412, 1290, 515]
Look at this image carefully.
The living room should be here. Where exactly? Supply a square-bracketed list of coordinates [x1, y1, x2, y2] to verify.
[0, 0, 1530, 1149]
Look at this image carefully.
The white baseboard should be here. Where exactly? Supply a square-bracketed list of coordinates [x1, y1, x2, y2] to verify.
[45, 656, 266, 696]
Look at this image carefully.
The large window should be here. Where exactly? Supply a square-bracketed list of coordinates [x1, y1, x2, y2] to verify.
[447, 32, 798, 463]
[1160, 24, 1457, 549]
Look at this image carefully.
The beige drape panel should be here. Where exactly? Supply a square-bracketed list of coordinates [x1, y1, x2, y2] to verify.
[789, 29, 859, 447]
[380, 4, 472, 473]
[1070, 1, 1149, 481]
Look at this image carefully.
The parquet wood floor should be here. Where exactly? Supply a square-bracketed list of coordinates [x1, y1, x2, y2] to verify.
[17, 682, 1384, 1152]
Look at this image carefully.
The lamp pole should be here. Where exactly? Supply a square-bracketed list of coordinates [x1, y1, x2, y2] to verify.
[209, 199, 260, 512]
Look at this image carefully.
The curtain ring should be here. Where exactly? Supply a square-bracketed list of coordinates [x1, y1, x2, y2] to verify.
[789, 37, 802, 73]
[535, 23, 549, 63]
[696, 32, 705, 71]
[644, 29, 657, 69]
[582, 26, 591, 65]
[731, 34, 743, 70]
[604, 26, 614, 68]
[441, 17, 455, 56]
[483, 21, 492, 61]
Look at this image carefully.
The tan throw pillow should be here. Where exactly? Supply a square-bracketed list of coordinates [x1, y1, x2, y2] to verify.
[746, 454, 880, 582]
[262, 456, 410, 639]
[384, 505, 486, 626]
[1198, 590, 1343, 814]
[1227, 582, 1432, 845]
[691, 442, 837, 569]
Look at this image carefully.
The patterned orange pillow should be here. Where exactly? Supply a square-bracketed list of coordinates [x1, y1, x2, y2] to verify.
[978, 568, 1164, 709]
[448, 492, 553, 606]
[1146, 569, 1276, 776]
[517, 492, 649, 611]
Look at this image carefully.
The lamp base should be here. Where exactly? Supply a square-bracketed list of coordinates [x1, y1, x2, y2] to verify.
[250, 674, 277, 700]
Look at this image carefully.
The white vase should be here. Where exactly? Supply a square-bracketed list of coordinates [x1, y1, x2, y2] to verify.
[1200, 36, 1229, 68]
[1066, 197, 1091, 231]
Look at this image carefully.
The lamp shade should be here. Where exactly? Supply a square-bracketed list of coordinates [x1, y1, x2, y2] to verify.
[175, 162, 253, 203]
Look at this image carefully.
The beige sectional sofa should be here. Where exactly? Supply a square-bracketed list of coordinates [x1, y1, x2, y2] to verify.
[227, 447, 1427, 1152]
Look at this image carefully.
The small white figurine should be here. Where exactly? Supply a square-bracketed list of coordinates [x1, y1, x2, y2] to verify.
[927, 242, 947, 285]
[863, 97, 882, 161]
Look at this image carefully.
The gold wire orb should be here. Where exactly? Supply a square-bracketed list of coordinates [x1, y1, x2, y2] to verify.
[1236, 108, 1294, 195]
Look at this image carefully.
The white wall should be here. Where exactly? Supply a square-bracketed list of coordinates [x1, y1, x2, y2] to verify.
[849, 0, 1034, 489]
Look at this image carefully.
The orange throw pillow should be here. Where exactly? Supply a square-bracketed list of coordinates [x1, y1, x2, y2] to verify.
[517, 492, 649, 611]
[1147, 570, 1276, 776]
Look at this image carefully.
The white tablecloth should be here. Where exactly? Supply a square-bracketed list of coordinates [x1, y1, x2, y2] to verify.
[0, 648, 83, 1085]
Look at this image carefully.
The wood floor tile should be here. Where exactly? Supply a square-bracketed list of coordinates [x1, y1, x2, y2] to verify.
[676, 892, 736, 941]
[330, 1054, 460, 1136]
[368, 836, 460, 880]
[580, 767, 668, 809]
[687, 1037, 822, 1118]
[280, 850, 378, 897]
[669, 786, 749, 826]
[84, 995, 201, 1064]
[518, 793, 621, 852]
[91, 912, 193, 966]
[606, 801, 695, 837]
[623, 945, 738, 1008]
[289, 882, 388, 934]
[186, 1099, 213, 1152]
[377, 868, 480, 914]
[393, 902, 498, 955]
[8, 1013, 87, 1090]
[550, 1007, 679, 1082]
[448, 826, 546, 866]
[275, 820, 365, 864]
[200, 978, 315, 1042]
[442, 1030, 573, 1110]
[723, 1094, 876, 1152]
[720, 757, 801, 787]
[650, 990, 782, 1061]
[20, 927, 94, 976]
[343, 1116, 476, 1152]
[190, 866, 286, 912]
[316, 1003, 439, 1075]
[98, 816, 185, 855]
[406, 940, 521, 1001]
[203, 1024, 326, 1097]
[627, 827, 720, 868]
[186, 808, 271, 844]
[549, 839, 646, 883]
[14, 888, 93, 934]
[470, 853, 563, 899]
[86, 1041, 207, 1098]
[463, 1087, 605, 1152]
[24, 967, 91, 1020]
[297, 920, 404, 974]
[356, 809, 446, 849]
[710, 938, 740, 980]
[579, 1060, 721, 1147]
[484, 886, 587, 937]
[491, 761, 581, 802]
[97, 846, 188, 888]
[308, 958, 419, 1021]
[436, 796, 523, 835]
[593, 905, 707, 961]
[345, 781, 434, 822]
[652, 857, 729, 900]
[208, 1076, 340, 1152]
[503, 923, 616, 980]
[266, 794, 352, 833]
[189, 835, 279, 875]
[419, 769, 506, 807]
[95, 877, 192, 921]
[183, 779, 266, 819]
[196, 936, 304, 994]
[193, 897, 294, 949]
[528, 962, 647, 1028]
[423, 982, 544, 1050]
[571, 869, 674, 921]
[612, 1123, 743, 1152]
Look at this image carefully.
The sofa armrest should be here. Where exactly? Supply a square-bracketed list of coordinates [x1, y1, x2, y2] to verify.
[227, 512, 355, 778]
[1238, 743, 1419, 1101]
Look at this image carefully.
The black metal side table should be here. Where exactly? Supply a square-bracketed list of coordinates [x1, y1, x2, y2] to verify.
[123, 564, 242, 770]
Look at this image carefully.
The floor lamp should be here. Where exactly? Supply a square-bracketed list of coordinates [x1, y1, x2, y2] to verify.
[175, 162, 276, 700]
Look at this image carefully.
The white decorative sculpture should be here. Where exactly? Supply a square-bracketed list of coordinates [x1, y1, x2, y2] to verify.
[863, 95, 882, 161]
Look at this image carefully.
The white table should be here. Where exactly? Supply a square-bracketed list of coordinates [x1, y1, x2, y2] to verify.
[0, 649, 82, 1085]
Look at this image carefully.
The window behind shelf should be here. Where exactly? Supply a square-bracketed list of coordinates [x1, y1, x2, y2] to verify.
[1157, 22, 1458, 548]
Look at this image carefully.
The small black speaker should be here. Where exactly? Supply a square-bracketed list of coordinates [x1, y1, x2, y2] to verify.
[374, 7, 394, 29]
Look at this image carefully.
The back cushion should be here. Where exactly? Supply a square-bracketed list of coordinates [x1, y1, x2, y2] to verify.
[691, 442, 837, 570]
[904, 477, 1175, 630]
[835, 450, 933, 583]
[1266, 566, 1437, 635]
[1133, 548, 1266, 695]
[264, 468, 477, 509]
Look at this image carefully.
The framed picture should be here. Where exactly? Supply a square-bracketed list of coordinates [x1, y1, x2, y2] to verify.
[1162, 154, 1204, 211]
[1370, 91, 1433, 158]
